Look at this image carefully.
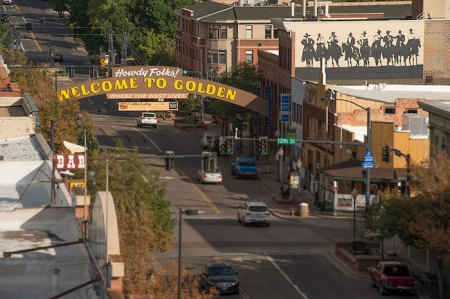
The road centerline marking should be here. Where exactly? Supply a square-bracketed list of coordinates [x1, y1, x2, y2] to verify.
[29, 32, 42, 52]
[133, 128, 162, 153]
[265, 253, 309, 299]
[14, 4, 21, 12]
[178, 169, 221, 215]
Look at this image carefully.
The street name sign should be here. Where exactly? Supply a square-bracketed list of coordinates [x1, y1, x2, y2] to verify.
[277, 138, 296, 145]
[362, 161, 376, 169]
[363, 151, 374, 162]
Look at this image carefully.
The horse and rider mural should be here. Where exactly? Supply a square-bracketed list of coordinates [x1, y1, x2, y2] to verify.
[299, 28, 422, 69]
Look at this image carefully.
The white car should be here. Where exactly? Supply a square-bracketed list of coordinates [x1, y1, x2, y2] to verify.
[197, 169, 222, 184]
[2, 0, 12, 5]
[237, 201, 270, 226]
[137, 112, 157, 128]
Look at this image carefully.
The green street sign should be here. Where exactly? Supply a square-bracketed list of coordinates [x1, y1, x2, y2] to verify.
[183, 70, 188, 75]
[277, 138, 296, 145]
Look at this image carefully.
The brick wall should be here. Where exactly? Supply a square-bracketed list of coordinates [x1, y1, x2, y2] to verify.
[424, 20, 450, 80]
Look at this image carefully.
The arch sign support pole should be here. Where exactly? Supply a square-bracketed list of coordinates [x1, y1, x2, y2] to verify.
[56, 66, 268, 116]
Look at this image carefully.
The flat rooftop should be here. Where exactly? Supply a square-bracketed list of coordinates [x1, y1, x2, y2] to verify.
[0, 208, 99, 298]
[0, 136, 45, 161]
[330, 84, 450, 103]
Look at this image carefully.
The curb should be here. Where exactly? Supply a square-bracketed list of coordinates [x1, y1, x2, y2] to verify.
[322, 247, 369, 280]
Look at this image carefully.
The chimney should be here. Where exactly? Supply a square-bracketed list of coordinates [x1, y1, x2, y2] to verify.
[52, 268, 60, 295]
[291, 1, 295, 17]
[314, 0, 318, 18]
[302, 0, 306, 18]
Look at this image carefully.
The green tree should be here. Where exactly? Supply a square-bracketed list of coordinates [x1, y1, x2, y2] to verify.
[50, 0, 69, 17]
[138, 29, 175, 65]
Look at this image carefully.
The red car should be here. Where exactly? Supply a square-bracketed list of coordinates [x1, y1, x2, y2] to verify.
[370, 261, 415, 296]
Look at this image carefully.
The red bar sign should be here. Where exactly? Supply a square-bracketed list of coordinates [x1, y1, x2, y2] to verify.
[55, 154, 86, 170]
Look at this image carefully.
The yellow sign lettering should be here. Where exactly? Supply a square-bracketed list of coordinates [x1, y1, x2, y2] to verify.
[130, 78, 137, 89]
[206, 84, 216, 95]
[115, 79, 128, 90]
[174, 80, 183, 90]
[91, 83, 100, 93]
[156, 78, 166, 89]
[80, 85, 90, 96]
[57, 89, 71, 101]
[144, 77, 155, 88]
[197, 82, 205, 93]
[102, 81, 112, 92]
[226, 89, 236, 101]
[71, 87, 80, 98]
[186, 81, 196, 92]
[217, 87, 225, 98]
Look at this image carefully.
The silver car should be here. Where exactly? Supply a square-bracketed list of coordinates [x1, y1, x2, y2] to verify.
[237, 201, 270, 226]
[137, 112, 157, 128]
[197, 169, 222, 184]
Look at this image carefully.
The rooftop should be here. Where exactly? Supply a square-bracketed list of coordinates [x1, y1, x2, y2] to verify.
[330, 84, 450, 103]
[0, 135, 47, 161]
[418, 100, 450, 119]
[176, 1, 411, 22]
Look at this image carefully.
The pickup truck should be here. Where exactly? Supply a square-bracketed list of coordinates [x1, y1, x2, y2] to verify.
[370, 261, 415, 296]
[231, 158, 257, 179]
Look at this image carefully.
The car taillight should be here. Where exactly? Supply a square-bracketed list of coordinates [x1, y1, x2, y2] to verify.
[264, 212, 270, 215]
[245, 212, 252, 215]
[202, 173, 207, 178]
[218, 174, 222, 178]
[141, 117, 145, 119]
[153, 117, 156, 119]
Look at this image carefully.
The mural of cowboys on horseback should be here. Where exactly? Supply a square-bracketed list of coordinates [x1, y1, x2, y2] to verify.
[342, 32, 360, 67]
[394, 30, 407, 66]
[358, 31, 370, 67]
[315, 33, 327, 64]
[371, 30, 383, 66]
[382, 30, 395, 66]
[407, 28, 421, 65]
[301, 33, 316, 67]
[327, 32, 342, 67]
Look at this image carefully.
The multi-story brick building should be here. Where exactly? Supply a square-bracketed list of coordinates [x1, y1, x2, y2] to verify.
[175, 1, 303, 77]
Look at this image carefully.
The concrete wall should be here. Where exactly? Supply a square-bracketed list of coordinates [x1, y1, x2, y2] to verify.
[423, 0, 450, 19]
[0, 117, 36, 139]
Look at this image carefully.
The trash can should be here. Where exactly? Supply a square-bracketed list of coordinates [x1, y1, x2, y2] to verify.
[299, 203, 309, 218]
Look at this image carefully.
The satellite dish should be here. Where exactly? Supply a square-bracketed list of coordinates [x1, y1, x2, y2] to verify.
[60, 170, 75, 177]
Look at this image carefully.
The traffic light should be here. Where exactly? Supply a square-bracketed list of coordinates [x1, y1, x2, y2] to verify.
[219, 136, 233, 155]
[258, 136, 268, 155]
[382, 145, 390, 162]
[362, 169, 367, 183]
[165, 151, 174, 171]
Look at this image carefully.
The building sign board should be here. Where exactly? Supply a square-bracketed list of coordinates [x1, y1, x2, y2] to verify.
[280, 94, 290, 112]
[280, 113, 289, 123]
[56, 66, 269, 116]
[118, 102, 179, 111]
[55, 154, 86, 170]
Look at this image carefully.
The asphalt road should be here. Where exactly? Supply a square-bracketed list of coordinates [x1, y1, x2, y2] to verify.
[86, 102, 417, 299]
[6, 0, 90, 65]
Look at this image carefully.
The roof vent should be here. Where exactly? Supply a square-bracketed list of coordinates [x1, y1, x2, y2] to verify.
[403, 114, 428, 135]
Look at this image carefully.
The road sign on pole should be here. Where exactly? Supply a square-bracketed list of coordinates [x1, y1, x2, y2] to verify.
[363, 151, 374, 162]
[362, 161, 376, 169]
[277, 138, 296, 145]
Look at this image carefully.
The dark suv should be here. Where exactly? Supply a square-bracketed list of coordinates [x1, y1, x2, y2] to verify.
[201, 263, 239, 295]
[1, 13, 10, 23]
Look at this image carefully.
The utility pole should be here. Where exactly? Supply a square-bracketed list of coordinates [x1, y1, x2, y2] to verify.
[108, 26, 113, 74]
[365, 108, 371, 209]
[122, 32, 127, 66]
[178, 208, 182, 299]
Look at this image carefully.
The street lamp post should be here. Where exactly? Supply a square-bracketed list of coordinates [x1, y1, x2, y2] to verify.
[275, 130, 280, 181]
[351, 188, 358, 240]
[278, 147, 284, 183]
[322, 97, 371, 209]
[178, 208, 183, 299]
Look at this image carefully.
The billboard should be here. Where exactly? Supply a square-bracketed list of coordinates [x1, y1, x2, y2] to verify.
[118, 101, 178, 111]
[55, 154, 86, 170]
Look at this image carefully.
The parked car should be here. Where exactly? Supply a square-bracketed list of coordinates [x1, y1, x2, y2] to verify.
[200, 133, 218, 150]
[2, 0, 12, 5]
[53, 53, 64, 62]
[201, 263, 239, 295]
[1, 13, 10, 23]
[237, 201, 270, 226]
[370, 261, 415, 296]
[197, 169, 222, 184]
[137, 112, 157, 128]
[231, 157, 257, 179]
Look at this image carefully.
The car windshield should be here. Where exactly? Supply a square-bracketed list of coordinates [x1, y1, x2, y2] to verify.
[209, 267, 234, 276]
[249, 206, 267, 212]
[383, 265, 410, 276]
[239, 161, 255, 167]
[143, 113, 155, 118]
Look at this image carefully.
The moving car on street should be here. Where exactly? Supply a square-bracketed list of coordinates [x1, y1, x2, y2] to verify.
[201, 263, 239, 295]
[231, 157, 257, 179]
[197, 169, 222, 184]
[1, 13, 10, 23]
[2, 0, 12, 5]
[238, 201, 270, 226]
[53, 53, 64, 62]
[137, 112, 157, 128]
[370, 261, 415, 295]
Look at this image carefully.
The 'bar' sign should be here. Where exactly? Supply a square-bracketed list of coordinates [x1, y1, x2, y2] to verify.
[55, 154, 86, 170]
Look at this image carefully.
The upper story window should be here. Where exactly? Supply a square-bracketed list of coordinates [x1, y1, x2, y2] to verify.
[384, 107, 396, 115]
[265, 25, 272, 39]
[405, 109, 418, 114]
[208, 50, 227, 64]
[274, 27, 279, 39]
[209, 25, 227, 39]
[246, 50, 253, 64]
[246, 25, 253, 39]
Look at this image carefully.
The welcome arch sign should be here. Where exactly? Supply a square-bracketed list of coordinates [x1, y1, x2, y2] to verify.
[56, 66, 268, 116]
